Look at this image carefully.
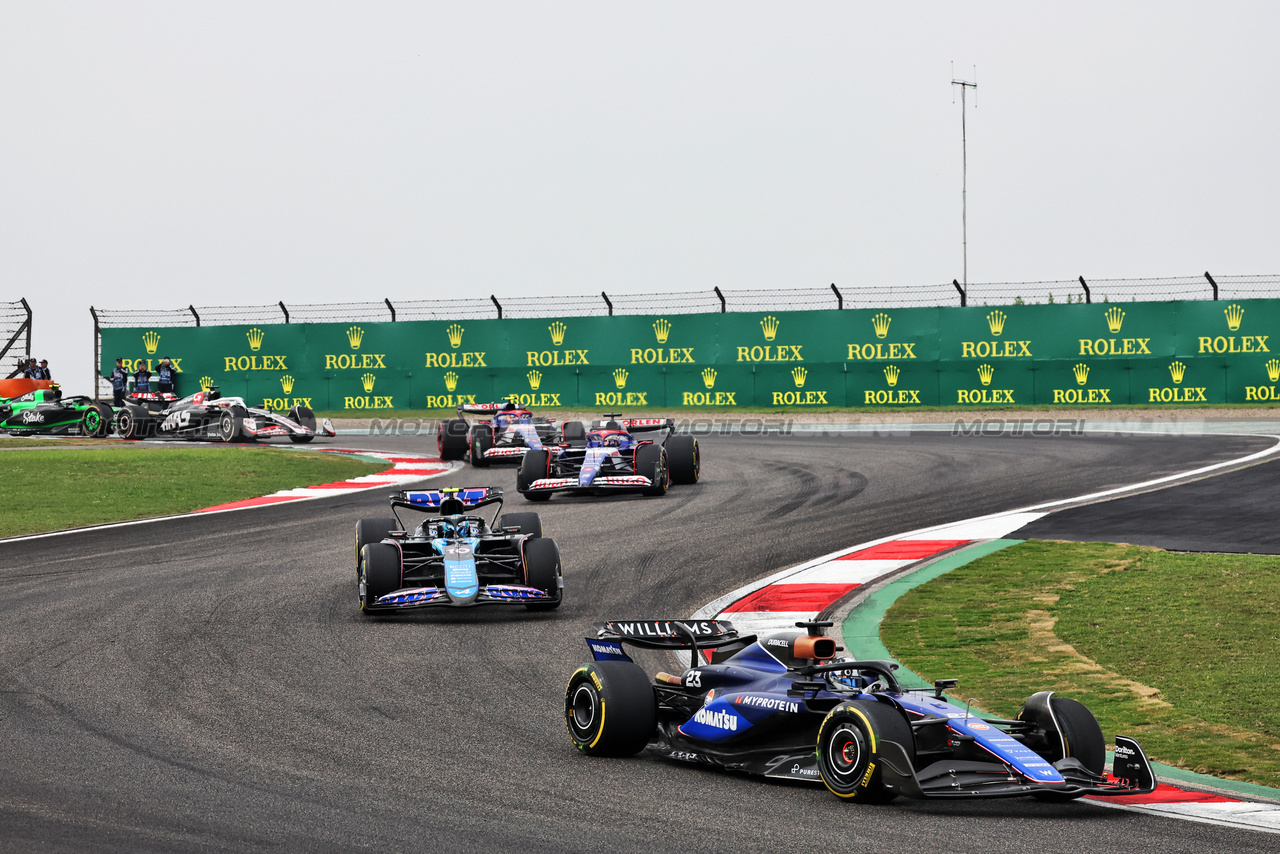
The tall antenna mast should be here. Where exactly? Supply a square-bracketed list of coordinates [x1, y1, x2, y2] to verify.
[951, 64, 977, 293]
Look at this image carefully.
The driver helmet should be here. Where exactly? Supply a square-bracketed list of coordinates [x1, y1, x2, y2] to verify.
[434, 521, 454, 539]
[825, 659, 871, 693]
[603, 432, 625, 447]
[455, 520, 475, 538]
[517, 412, 533, 424]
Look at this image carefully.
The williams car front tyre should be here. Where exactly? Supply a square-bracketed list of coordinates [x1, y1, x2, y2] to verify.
[817, 700, 914, 802]
[564, 661, 657, 757]
[1018, 693, 1106, 800]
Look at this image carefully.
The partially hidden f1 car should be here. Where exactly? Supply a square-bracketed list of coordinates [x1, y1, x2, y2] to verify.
[0, 386, 113, 437]
[565, 619, 1156, 802]
[115, 388, 336, 443]
[436, 401, 571, 466]
[355, 486, 562, 614]
[516, 415, 700, 501]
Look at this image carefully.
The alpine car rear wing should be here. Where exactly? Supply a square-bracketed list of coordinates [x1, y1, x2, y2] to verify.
[589, 620, 757, 669]
[391, 486, 504, 513]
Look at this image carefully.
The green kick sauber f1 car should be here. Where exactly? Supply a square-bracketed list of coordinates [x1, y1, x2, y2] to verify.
[0, 387, 114, 438]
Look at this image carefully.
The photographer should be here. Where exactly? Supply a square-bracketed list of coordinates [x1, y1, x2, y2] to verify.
[105, 358, 127, 406]
[132, 359, 153, 393]
[155, 356, 175, 394]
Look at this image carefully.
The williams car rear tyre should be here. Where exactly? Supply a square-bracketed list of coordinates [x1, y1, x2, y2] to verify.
[636, 443, 669, 496]
[522, 536, 562, 610]
[1018, 694, 1106, 800]
[437, 418, 469, 461]
[817, 700, 914, 802]
[470, 425, 493, 467]
[497, 512, 542, 538]
[359, 543, 403, 614]
[355, 517, 398, 577]
[517, 449, 552, 501]
[666, 434, 700, 484]
[565, 661, 657, 756]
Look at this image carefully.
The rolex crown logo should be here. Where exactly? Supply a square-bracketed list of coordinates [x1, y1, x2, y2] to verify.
[548, 321, 567, 346]
[444, 371, 458, 393]
[1105, 306, 1125, 334]
[871, 313, 892, 339]
[978, 364, 995, 386]
[199, 376, 214, 391]
[1168, 361, 1186, 384]
[361, 373, 376, 394]
[701, 368, 717, 389]
[247, 327, 265, 351]
[653, 318, 671, 344]
[280, 375, 295, 395]
[791, 366, 807, 388]
[346, 325, 364, 350]
[1073, 363, 1089, 386]
[986, 310, 1007, 336]
[1268, 359, 1280, 383]
[760, 315, 780, 341]
[143, 330, 161, 355]
[447, 323, 465, 348]
[884, 365, 900, 387]
[613, 368, 628, 389]
[1224, 303, 1245, 331]
[527, 370, 542, 390]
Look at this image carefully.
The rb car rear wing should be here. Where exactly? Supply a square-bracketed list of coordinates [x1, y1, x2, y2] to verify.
[589, 619, 756, 669]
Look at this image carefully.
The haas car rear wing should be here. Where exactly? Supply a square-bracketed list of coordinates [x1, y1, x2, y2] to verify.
[588, 620, 756, 669]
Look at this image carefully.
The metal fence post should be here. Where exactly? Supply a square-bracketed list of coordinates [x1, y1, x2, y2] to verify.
[1078, 276, 1091, 304]
[713, 287, 726, 313]
[831, 283, 843, 309]
[279, 301, 290, 323]
[189, 305, 201, 326]
[1205, 271, 1219, 301]
[90, 306, 100, 399]
[491, 295, 503, 319]
[953, 279, 966, 307]
[602, 292, 613, 316]
[385, 298, 397, 321]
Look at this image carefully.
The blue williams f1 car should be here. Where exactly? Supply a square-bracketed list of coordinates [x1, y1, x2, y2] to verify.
[355, 487, 562, 614]
[516, 415, 700, 501]
[565, 620, 1156, 802]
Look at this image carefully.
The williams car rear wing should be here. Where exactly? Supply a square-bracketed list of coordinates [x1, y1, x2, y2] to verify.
[590, 620, 757, 669]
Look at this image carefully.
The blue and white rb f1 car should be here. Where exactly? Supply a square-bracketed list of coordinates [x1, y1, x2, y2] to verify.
[565, 619, 1156, 802]
[355, 487, 562, 614]
[516, 415, 700, 501]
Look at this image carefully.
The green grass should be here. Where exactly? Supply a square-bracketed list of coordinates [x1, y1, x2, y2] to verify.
[881, 540, 1280, 788]
[0, 446, 385, 537]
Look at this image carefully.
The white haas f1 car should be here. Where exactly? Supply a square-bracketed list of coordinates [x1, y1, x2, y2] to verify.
[115, 388, 336, 443]
[516, 415, 700, 501]
[437, 401, 575, 466]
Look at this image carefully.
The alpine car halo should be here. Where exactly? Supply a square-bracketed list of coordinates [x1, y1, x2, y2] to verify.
[436, 401, 571, 466]
[355, 486, 562, 613]
[516, 414, 700, 501]
[565, 619, 1156, 802]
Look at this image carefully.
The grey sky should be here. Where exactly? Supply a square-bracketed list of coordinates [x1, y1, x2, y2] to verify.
[3, 2, 1277, 394]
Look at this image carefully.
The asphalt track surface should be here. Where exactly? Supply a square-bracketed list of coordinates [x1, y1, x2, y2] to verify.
[1013, 456, 1280, 554]
[3, 432, 1278, 853]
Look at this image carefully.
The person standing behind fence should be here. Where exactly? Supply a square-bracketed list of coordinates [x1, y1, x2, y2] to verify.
[133, 359, 152, 393]
[38, 359, 51, 381]
[155, 357, 175, 394]
[106, 358, 128, 406]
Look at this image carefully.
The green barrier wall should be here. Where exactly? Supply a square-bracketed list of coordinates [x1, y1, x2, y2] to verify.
[100, 300, 1280, 410]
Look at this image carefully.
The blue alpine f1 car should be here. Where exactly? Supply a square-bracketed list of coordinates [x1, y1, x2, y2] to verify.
[516, 415, 700, 501]
[355, 487, 562, 613]
[565, 620, 1156, 801]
